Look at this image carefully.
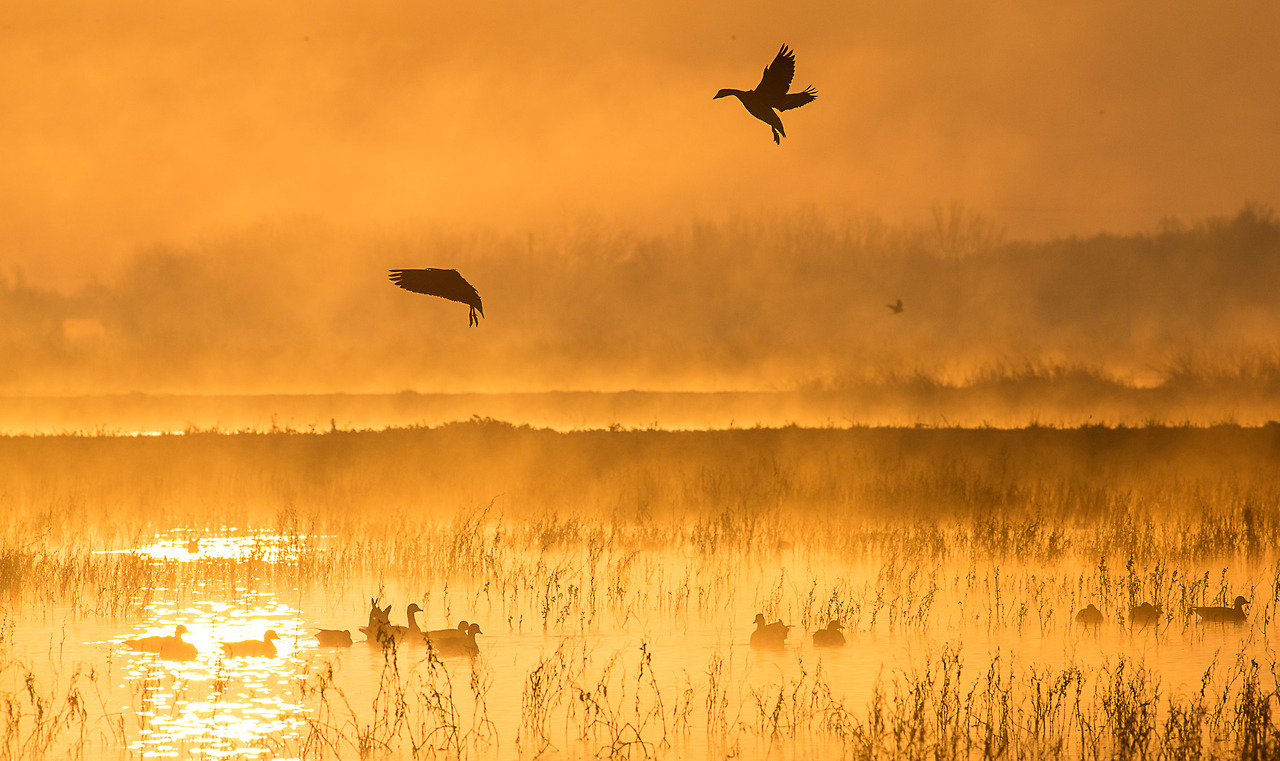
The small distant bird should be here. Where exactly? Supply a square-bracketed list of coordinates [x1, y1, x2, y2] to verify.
[1191, 596, 1250, 623]
[812, 620, 846, 648]
[220, 630, 281, 658]
[314, 628, 353, 647]
[1129, 602, 1161, 628]
[389, 268, 484, 327]
[714, 45, 817, 144]
[886, 299, 904, 315]
[1075, 604, 1103, 627]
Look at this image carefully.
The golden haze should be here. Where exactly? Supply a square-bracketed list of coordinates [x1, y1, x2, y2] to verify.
[3, 0, 1278, 279]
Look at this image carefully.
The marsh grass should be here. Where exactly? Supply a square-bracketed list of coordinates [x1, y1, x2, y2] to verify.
[2, 422, 1279, 758]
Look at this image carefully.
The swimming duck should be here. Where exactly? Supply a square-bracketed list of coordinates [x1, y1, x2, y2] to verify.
[424, 620, 470, 643]
[220, 630, 281, 658]
[428, 623, 482, 658]
[750, 613, 790, 648]
[125, 624, 190, 654]
[365, 599, 391, 628]
[1075, 604, 1103, 627]
[404, 603, 425, 641]
[359, 600, 403, 646]
[714, 45, 817, 144]
[159, 636, 199, 661]
[402, 605, 463, 645]
[812, 620, 846, 648]
[1191, 596, 1249, 623]
[314, 628, 353, 647]
[1129, 602, 1161, 627]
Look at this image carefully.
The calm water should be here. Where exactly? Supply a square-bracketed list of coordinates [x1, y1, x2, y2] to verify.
[3, 531, 1273, 759]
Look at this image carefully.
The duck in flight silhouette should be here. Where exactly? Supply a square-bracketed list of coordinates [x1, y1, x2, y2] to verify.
[389, 268, 484, 327]
[715, 45, 817, 144]
[887, 299, 904, 314]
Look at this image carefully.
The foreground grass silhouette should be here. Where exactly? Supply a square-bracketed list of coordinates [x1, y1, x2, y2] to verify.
[2, 420, 1278, 758]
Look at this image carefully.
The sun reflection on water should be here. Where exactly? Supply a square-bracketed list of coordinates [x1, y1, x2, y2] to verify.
[99, 531, 322, 563]
[110, 577, 312, 757]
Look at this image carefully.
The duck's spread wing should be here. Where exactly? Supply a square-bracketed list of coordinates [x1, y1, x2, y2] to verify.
[755, 45, 797, 99]
[389, 268, 480, 307]
[777, 85, 817, 111]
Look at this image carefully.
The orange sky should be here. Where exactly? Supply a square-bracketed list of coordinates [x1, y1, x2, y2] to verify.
[4, 0, 1278, 281]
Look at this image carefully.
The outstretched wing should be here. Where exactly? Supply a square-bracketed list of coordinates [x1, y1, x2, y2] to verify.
[755, 45, 797, 99]
[777, 85, 817, 111]
[389, 268, 482, 311]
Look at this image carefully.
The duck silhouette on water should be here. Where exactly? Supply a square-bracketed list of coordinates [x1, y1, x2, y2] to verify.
[359, 599, 405, 646]
[715, 45, 817, 144]
[220, 630, 281, 658]
[314, 628, 353, 647]
[1075, 604, 1103, 627]
[750, 613, 791, 648]
[1129, 602, 1161, 628]
[126, 624, 197, 660]
[402, 604, 469, 645]
[812, 620, 846, 648]
[427, 623, 482, 658]
[424, 620, 470, 644]
[125, 624, 190, 654]
[1191, 596, 1250, 624]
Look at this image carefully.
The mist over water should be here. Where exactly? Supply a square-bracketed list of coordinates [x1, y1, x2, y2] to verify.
[5, 1, 1280, 757]
[4, 207, 1280, 421]
[4, 425, 1280, 758]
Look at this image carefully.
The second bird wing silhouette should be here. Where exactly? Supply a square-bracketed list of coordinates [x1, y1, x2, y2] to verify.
[389, 268, 484, 327]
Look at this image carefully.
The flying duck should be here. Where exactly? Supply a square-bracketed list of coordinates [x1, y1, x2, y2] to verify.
[389, 268, 484, 327]
[714, 45, 817, 144]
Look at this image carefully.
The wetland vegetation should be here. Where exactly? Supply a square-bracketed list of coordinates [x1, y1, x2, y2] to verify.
[2, 420, 1279, 758]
